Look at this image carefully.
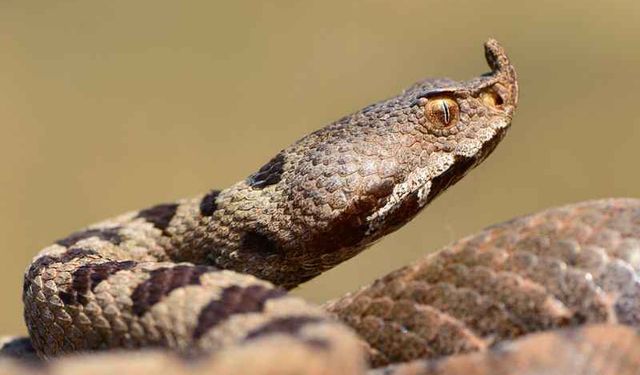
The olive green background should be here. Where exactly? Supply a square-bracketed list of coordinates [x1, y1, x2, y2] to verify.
[1, 1, 639, 336]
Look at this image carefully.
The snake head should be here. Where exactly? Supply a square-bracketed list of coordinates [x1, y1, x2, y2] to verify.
[360, 39, 519, 237]
[220, 40, 518, 288]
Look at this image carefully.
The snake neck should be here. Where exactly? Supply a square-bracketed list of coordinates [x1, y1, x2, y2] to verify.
[166, 179, 384, 289]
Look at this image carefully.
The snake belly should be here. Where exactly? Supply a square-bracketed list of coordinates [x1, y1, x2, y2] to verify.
[21, 39, 632, 375]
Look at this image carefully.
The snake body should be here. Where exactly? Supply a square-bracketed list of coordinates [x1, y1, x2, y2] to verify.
[2, 40, 639, 374]
[328, 198, 640, 368]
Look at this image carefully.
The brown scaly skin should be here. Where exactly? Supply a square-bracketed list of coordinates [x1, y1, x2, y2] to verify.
[327, 198, 640, 368]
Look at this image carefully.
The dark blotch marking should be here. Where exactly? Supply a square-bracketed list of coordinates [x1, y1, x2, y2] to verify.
[23, 255, 57, 297]
[244, 316, 323, 341]
[56, 227, 123, 248]
[21, 277, 28, 299]
[64, 260, 136, 305]
[248, 152, 285, 189]
[241, 230, 280, 255]
[25, 248, 98, 296]
[136, 203, 179, 234]
[26, 256, 57, 276]
[131, 265, 212, 316]
[60, 247, 99, 262]
[193, 285, 286, 339]
[199, 190, 221, 217]
[319, 192, 387, 250]
[426, 126, 507, 205]
[426, 155, 476, 205]
[265, 180, 394, 289]
[58, 290, 80, 305]
[301, 180, 394, 255]
[73, 261, 137, 293]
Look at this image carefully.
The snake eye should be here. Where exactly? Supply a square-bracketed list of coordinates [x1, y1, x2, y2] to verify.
[425, 97, 459, 128]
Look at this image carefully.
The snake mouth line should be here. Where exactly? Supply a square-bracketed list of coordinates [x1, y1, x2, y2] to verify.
[365, 122, 509, 237]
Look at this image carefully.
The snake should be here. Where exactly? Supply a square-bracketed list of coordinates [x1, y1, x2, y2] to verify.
[1, 39, 639, 375]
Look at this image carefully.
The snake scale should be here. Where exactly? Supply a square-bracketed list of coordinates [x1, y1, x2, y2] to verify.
[2, 39, 640, 374]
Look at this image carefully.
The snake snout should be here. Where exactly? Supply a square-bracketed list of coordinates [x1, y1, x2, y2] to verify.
[485, 39, 519, 109]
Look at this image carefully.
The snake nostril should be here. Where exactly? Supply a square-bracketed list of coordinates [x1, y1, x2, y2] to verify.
[481, 90, 505, 108]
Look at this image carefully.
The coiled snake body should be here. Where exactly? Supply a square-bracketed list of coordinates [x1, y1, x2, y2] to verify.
[2, 40, 639, 375]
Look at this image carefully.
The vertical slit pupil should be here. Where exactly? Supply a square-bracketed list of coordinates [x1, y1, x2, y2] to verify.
[425, 96, 458, 129]
[440, 100, 450, 124]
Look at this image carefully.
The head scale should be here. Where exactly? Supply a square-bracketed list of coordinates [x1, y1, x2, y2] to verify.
[221, 40, 518, 288]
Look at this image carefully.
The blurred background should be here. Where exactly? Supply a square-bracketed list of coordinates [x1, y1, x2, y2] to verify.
[1, 1, 639, 335]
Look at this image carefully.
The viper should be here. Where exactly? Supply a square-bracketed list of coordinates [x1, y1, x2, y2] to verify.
[2, 40, 639, 375]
